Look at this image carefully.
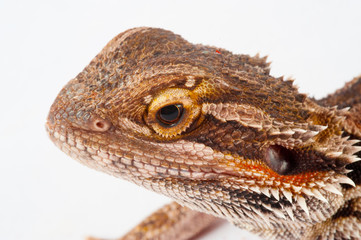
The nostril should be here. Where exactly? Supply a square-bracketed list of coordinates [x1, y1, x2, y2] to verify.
[96, 121, 105, 129]
[91, 118, 112, 132]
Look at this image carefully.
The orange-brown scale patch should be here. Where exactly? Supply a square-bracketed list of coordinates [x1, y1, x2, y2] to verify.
[223, 157, 330, 188]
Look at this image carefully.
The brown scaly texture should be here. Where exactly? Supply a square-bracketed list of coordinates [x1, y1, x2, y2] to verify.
[47, 27, 361, 240]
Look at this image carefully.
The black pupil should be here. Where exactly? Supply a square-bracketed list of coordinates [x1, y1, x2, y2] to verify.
[159, 104, 183, 125]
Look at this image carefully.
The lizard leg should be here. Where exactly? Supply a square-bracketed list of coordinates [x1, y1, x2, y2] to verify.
[87, 201, 219, 240]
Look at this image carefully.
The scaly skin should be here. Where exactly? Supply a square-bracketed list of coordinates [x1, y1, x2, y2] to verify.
[46, 27, 361, 240]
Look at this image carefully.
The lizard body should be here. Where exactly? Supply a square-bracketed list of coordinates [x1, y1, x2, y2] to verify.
[47, 27, 361, 240]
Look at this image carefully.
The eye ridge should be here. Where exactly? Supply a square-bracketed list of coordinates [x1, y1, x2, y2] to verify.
[157, 104, 184, 126]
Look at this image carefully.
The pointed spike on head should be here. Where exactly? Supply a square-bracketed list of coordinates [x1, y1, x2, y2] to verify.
[326, 151, 343, 158]
[302, 130, 320, 140]
[250, 186, 261, 194]
[311, 189, 328, 203]
[350, 146, 361, 155]
[341, 135, 350, 141]
[301, 188, 314, 197]
[315, 181, 326, 187]
[292, 186, 302, 192]
[284, 207, 295, 221]
[344, 155, 359, 163]
[260, 187, 271, 197]
[284, 79, 294, 87]
[349, 139, 361, 145]
[297, 195, 310, 218]
[270, 188, 280, 201]
[261, 203, 273, 212]
[285, 76, 295, 82]
[338, 175, 356, 187]
[324, 184, 343, 196]
[282, 189, 293, 203]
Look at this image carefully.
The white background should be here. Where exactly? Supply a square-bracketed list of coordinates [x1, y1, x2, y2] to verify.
[1, 1, 361, 240]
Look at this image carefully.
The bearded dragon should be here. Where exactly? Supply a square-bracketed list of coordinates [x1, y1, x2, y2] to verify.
[46, 27, 361, 240]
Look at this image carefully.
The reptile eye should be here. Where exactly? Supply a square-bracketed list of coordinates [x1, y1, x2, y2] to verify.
[145, 88, 202, 138]
[265, 145, 295, 175]
[157, 104, 184, 126]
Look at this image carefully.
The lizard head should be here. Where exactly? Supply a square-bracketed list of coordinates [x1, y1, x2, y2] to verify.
[47, 27, 360, 230]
